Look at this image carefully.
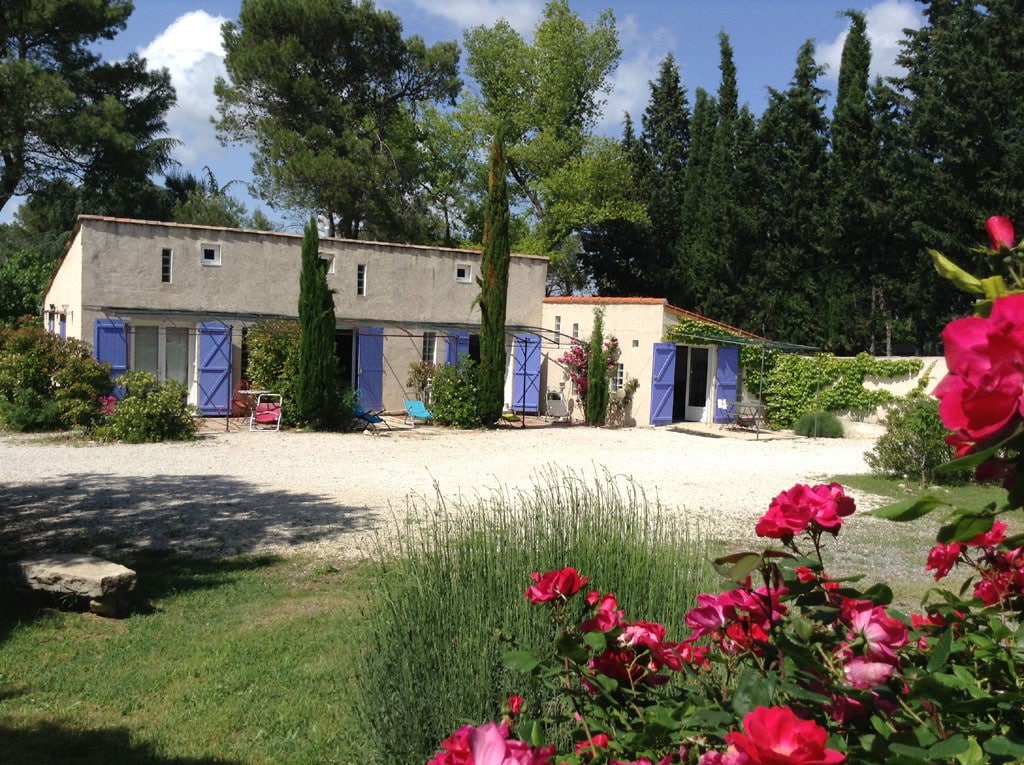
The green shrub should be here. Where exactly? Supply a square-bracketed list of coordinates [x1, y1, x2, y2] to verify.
[865, 392, 964, 484]
[793, 410, 844, 438]
[0, 323, 111, 431]
[97, 371, 198, 443]
[356, 470, 719, 764]
[428, 356, 480, 428]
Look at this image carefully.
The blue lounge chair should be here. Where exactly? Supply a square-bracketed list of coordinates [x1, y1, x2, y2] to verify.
[354, 404, 388, 433]
[404, 400, 433, 425]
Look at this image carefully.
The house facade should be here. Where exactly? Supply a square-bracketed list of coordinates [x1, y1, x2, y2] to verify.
[42, 216, 548, 415]
[541, 297, 761, 426]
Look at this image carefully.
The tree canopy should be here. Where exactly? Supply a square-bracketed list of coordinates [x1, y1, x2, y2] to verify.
[214, 0, 461, 240]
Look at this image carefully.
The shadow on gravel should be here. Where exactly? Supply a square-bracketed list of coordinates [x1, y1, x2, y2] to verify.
[0, 472, 374, 560]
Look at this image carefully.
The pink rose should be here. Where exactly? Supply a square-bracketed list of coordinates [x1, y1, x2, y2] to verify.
[756, 484, 815, 540]
[524, 567, 589, 604]
[967, 520, 1008, 548]
[467, 722, 555, 765]
[986, 215, 1016, 250]
[700, 748, 754, 765]
[580, 592, 624, 632]
[575, 732, 610, 757]
[925, 542, 962, 581]
[843, 600, 908, 662]
[842, 656, 897, 689]
[725, 706, 845, 764]
[934, 293, 1024, 448]
[507, 695, 523, 716]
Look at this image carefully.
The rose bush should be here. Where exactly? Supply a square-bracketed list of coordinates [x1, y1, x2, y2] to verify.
[430, 219, 1024, 764]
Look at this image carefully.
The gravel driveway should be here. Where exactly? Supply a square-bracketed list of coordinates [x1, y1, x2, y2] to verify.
[0, 421, 899, 566]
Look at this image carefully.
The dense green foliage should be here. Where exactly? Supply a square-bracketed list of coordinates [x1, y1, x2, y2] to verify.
[759, 352, 922, 428]
[97, 371, 197, 443]
[793, 410, 844, 439]
[428, 356, 480, 429]
[214, 0, 460, 240]
[295, 219, 341, 430]
[865, 391, 962, 483]
[476, 138, 511, 426]
[0, 323, 111, 431]
[245, 320, 300, 427]
[356, 471, 717, 764]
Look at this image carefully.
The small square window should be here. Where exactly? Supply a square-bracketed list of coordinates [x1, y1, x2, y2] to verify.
[356, 263, 367, 296]
[161, 248, 172, 283]
[200, 243, 221, 266]
[455, 263, 472, 283]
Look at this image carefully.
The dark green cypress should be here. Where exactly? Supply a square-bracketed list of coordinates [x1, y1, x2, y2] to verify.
[585, 309, 609, 426]
[295, 217, 340, 430]
[477, 137, 511, 426]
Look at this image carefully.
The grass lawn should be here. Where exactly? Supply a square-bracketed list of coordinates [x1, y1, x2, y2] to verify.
[0, 473, 1009, 763]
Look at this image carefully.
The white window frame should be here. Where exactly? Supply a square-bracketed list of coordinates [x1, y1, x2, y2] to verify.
[320, 253, 336, 274]
[200, 243, 221, 267]
[356, 263, 367, 296]
[554, 315, 562, 346]
[611, 363, 625, 393]
[422, 331, 437, 363]
[131, 325, 193, 387]
[455, 263, 472, 283]
[161, 248, 173, 283]
[572, 322, 580, 340]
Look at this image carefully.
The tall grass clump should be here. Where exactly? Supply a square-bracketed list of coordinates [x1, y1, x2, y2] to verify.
[355, 469, 719, 765]
[793, 410, 844, 438]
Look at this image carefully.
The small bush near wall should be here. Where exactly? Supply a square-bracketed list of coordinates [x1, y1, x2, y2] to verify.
[793, 410, 844, 438]
[246, 320, 301, 426]
[96, 371, 198, 443]
[429, 357, 480, 428]
[865, 392, 966, 484]
[0, 322, 111, 432]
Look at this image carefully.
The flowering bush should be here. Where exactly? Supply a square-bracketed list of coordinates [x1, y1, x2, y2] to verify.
[429, 219, 1024, 764]
[558, 335, 620, 423]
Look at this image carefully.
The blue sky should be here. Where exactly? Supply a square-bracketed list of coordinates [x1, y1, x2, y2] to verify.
[4, 0, 923, 228]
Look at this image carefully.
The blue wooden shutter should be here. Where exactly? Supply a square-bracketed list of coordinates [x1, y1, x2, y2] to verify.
[59, 314, 67, 340]
[511, 333, 541, 414]
[198, 322, 232, 416]
[94, 319, 129, 389]
[714, 346, 740, 423]
[445, 331, 470, 365]
[650, 343, 676, 425]
[357, 327, 385, 410]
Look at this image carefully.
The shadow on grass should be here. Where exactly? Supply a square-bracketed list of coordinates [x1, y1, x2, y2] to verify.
[0, 721, 241, 765]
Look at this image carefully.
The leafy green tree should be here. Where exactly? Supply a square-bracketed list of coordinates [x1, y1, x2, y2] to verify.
[295, 218, 340, 430]
[214, 0, 460, 240]
[0, 0, 177, 215]
[476, 137, 511, 427]
[463, 0, 643, 289]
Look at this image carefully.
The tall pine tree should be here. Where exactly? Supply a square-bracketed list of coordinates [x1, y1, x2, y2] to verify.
[295, 218, 340, 430]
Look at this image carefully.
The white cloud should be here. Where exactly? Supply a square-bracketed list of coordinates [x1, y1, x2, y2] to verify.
[405, 0, 543, 33]
[817, 1, 922, 82]
[138, 11, 229, 167]
[600, 14, 674, 134]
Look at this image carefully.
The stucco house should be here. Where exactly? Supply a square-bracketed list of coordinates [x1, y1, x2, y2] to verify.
[540, 297, 762, 426]
[42, 216, 548, 415]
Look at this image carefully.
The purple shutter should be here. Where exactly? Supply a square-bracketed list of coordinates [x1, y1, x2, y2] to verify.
[59, 314, 67, 340]
[198, 322, 232, 416]
[94, 319, 129, 384]
[714, 346, 739, 423]
[445, 331, 470, 365]
[650, 343, 676, 425]
[511, 333, 541, 414]
[357, 327, 384, 410]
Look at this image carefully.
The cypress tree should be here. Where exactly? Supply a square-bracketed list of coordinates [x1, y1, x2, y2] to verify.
[295, 217, 340, 430]
[585, 309, 609, 426]
[477, 137, 511, 426]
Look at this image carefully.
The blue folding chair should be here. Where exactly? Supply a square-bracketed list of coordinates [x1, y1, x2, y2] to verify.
[353, 403, 389, 433]
[404, 400, 433, 426]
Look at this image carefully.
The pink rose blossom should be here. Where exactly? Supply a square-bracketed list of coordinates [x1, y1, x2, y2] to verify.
[507, 695, 523, 716]
[842, 656, 897, 689]
[986, 215, 1016, 250]
[925, 542, 962, 580]
[524, 568, 589, 604]
[967, 520, 1008, 548]
[700, 747, 754, 765]
[725, 706, 845, 764]
[843, 600, 908, 663]
[468, 722, 555, 765]
[934, 293, 1024, 449]
[580, 592, 625, 632]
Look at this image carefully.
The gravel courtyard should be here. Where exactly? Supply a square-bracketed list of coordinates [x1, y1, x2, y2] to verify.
[0, 421, 900, 565]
